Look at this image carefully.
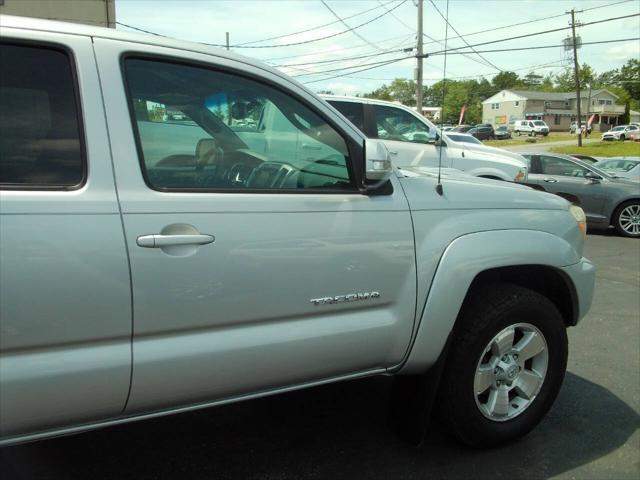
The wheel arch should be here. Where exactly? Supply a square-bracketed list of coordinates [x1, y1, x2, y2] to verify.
[396, 229, 582, 375]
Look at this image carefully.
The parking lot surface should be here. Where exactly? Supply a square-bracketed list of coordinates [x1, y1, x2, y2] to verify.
[1, 232, 638, 480]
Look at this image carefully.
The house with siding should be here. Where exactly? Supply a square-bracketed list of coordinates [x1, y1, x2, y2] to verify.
[481, 89, 625, 132]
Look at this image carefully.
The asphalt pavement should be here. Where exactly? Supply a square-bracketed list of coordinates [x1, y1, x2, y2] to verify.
[1, 232, 638, 480]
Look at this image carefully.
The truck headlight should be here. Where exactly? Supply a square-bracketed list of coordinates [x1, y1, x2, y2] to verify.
[569, 205, 587, 236]
[514, 168, 527, 183]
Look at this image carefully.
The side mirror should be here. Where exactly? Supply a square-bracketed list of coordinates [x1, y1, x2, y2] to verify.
[364, 139, 393, 187]
[585, 171, 602, 182]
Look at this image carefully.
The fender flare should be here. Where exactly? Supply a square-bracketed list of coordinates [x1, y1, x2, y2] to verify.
[464, 167, 512, 181]
[396, 229, 580, 374]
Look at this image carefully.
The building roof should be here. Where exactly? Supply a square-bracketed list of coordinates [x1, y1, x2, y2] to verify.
[511, 90, 572, 101]
[483, 88, 621, 104]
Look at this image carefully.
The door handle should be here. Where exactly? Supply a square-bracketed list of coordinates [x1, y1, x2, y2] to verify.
[543, 178, 558, 183]
[137, 234, 215, 248]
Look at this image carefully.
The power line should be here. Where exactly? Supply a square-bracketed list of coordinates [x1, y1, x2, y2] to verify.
[260, 33, 413, 61]
[428, 0, 502, 72]
[292, 55, 412, 77]
[228, 0, 408, 49]
[320, 0, 393, 52]
[377, 0, 415, 32]
[272, 47, 412, 68]
[117, 1, 407, 49]
[235, 0, 399, 46]
[424, 13, 640, 56]
[302, 57, 410, 84]
[421, 0, 635, 47]
[429, 37, 640, 56]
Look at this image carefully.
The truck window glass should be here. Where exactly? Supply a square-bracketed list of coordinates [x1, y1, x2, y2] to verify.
[0, 43, 84, 188]
[373, 105, 431, 144]
[123, 58, 353, 192]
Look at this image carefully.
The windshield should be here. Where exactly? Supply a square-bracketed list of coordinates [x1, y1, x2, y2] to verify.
[446, 133, 482, 144]
[611, 126, 625, 131]
[596, 159, 640, 172]
[533, 121, 546, 126]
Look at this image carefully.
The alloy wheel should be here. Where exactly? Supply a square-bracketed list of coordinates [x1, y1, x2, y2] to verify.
[474, 323, 548, 422]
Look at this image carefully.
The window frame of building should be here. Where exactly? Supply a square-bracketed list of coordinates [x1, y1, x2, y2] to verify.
[491, 103, 500, 110]
[0, 41, 87, 191]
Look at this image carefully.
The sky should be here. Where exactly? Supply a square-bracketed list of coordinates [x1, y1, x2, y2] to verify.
[115, 0, 640, 95]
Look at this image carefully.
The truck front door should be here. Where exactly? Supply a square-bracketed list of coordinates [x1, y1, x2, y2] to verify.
[95, 41, 417, 414]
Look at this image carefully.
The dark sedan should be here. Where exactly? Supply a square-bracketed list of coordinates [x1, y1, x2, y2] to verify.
[494, 126, 512, 140]
[521, 152, 640, 237]
[468, 125, 494, 141]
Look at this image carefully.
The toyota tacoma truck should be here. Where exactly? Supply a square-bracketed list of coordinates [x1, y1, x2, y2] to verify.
[0, 16, 595, 448]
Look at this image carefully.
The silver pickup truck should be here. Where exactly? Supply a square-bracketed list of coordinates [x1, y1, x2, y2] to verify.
[0, 16, 595, 448]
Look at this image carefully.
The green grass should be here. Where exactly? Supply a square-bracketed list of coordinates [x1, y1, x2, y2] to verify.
[549, 141, 640, 157]
[484, 133, 574, 147]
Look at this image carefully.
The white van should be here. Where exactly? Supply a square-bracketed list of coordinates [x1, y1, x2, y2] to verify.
[514, 120, 550, 136]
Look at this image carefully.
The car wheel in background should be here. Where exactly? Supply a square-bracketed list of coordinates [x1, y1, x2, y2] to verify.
[619, 134, 625, 141]
[613, 200, 640, 238]
[437, 284, 568, 448]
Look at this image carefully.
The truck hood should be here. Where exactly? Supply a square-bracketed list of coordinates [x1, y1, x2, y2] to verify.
[458, 144, 528, 166]
[397, 167, 569, 211]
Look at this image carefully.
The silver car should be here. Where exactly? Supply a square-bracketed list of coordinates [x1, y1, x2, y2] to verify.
[522, 153, 640, 237]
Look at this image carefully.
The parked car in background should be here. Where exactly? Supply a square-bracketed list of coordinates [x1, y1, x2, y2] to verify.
[323, 96, 528, 182]
[494, 125, 512, 139]
[601, 125, 639, 141]
[441, 125, 455, 132]
[468, 125, 494, 141]
[569, 154, 599, 164]
[1, 16, 596, 449]
[627, 129, 640, 142]
[569, 122, 591, 134]
[522, 153, 640, 237]
[452, 124, 473, 133]
[595, 157, 640, 182]
[514, 120, 550, 136]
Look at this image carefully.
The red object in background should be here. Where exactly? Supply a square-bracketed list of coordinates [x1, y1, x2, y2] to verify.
[458, 105, 466, 125]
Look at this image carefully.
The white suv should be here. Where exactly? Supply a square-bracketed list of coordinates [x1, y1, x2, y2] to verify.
[601, 124, 639, 141]
[322, 96, 528, 183]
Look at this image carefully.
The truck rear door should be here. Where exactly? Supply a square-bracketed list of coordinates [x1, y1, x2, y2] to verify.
[0, 31, 131, 440]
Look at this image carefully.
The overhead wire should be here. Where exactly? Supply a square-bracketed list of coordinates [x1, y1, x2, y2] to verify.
[429, 37, 640, 56]
[320, 0, 397, 52]
[428, 0, 503, 72]
[235, 0, 399, 46]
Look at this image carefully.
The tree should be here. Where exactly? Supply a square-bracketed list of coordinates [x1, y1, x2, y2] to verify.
[364, 78, 416, 105]
[491, 71, 519, 91]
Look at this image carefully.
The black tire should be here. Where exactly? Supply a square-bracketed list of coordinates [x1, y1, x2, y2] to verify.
[619, 134, 625, 141]
[613, 200, 640, 238]
[437, 283, 568, 448]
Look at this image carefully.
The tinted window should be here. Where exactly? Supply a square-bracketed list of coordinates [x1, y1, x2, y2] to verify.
[328, 100, 364, 132]
[373, 105, 431, 143]
[124, 58, 353, 191]
[0, 44, 84, 188]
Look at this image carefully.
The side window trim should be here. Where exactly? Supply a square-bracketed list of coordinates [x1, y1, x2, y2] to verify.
[0, 40, 87, 191]
[120, 53, 361, 195]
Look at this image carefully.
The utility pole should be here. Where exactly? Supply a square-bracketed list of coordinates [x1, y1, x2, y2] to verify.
[568, 9, 583, 146]
[226, 32, 230, 50]
[416, 0, 424, 116]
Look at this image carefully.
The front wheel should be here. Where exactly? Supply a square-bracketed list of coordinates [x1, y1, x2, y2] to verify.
[614, 200, 640, 237]
[438, 284, 568, 447]
[619, 134, 625, 141]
